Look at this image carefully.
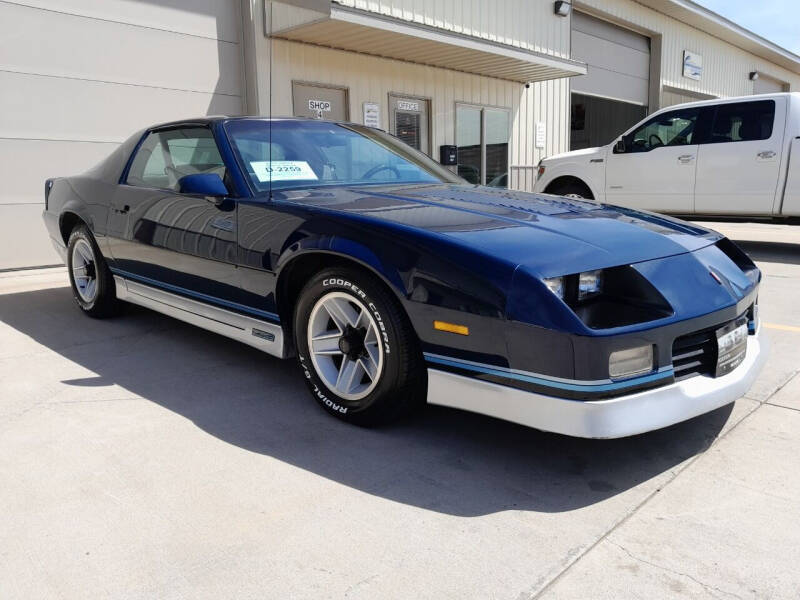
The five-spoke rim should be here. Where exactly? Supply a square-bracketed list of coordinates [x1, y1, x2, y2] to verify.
[307, 291, 384, 401]
[71, 238, 98, 303]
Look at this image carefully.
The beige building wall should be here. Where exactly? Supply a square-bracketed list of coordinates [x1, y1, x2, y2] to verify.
[258, 36, 567, 192]
[0, 0, 244, 269]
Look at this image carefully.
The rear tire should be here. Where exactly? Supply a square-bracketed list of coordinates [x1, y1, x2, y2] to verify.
[293, 267, 426, 426]
[66, 225, 121, 318]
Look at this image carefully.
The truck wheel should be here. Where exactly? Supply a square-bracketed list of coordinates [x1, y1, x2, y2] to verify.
[66, 225, 121, 318]
[547, 180, 594, 200]
[294, 267, 426, 425]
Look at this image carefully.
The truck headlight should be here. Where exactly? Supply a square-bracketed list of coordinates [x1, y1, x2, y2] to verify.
[609, 345, 654, 379]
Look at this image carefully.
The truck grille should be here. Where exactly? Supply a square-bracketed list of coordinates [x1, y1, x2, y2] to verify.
[671, 328, 718, 381]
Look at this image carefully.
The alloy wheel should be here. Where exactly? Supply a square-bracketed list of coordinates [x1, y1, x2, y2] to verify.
[307, 291, 384, 401]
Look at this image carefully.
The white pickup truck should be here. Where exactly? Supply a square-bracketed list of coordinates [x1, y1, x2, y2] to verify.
[533, 92, 800, 218]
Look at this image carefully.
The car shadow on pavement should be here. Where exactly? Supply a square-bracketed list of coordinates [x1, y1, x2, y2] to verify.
[0, 285, 734, 516]
[733, 240, 800, 266]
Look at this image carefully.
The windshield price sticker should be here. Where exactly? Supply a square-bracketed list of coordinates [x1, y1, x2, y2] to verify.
[250, 161, 318, 182]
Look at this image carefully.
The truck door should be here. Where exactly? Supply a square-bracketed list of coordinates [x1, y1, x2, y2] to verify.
[605, 106, 700, 213]
[694, 98, 785, 216]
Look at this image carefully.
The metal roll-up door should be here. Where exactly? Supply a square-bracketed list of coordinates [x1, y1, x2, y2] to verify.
[571, 12, 650, 106]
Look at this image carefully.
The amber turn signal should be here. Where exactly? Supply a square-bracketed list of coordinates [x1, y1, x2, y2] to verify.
[433, 320, 469, 336]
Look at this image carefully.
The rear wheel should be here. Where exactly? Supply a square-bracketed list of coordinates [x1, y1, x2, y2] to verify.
[293, 267, 426, 425]
[66, 225, 120, 318]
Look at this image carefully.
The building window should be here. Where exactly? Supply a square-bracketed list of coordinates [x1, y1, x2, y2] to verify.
[456, 103, 510, 187]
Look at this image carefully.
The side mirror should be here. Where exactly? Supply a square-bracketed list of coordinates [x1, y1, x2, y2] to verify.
[178, 173, 228, 203]
[613, 138, 626, 154]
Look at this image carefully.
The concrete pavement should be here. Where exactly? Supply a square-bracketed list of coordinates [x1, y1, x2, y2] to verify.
[0, 222, 798, 599]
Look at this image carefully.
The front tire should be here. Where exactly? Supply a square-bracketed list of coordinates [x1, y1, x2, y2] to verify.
[66, 225, 120, 318]
[547, 180, 593, 200]
[293, 267, 426, 425]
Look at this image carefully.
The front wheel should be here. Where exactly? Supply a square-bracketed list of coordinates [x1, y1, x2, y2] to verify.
[293, 267, 426, 425]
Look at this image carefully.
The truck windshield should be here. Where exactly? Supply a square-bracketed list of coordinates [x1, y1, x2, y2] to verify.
[224, 119, 462, 193]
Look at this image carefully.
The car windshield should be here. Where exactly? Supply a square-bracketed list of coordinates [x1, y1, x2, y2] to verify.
[225, 119, 462, 193]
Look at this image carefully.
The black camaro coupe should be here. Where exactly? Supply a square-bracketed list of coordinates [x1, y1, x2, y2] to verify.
[42, 117, 766, 438]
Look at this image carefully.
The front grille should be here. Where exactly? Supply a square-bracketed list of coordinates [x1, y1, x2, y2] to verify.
[672, 328, 718, 381]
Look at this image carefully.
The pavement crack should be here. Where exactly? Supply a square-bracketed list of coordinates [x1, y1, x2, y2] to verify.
[607, 540, 744, 600]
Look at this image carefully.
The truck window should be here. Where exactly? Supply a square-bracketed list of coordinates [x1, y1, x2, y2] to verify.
[707, 100, 775, 144]
[625, 108, 699, 153]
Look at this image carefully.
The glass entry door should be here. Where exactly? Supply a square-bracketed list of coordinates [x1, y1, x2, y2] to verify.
[456, 104, 510, 187]
[389, 94, 430, 155]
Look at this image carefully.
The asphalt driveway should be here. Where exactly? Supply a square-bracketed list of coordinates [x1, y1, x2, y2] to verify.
[1, 221, 799, 599]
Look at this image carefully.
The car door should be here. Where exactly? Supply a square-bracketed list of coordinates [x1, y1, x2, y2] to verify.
[106, 125, 240, 301]
[605, 106, 701, 213]
[694, 98, 784, 215]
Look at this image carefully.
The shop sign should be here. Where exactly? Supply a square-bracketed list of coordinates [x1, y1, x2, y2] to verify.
[308, 99, 332, 112]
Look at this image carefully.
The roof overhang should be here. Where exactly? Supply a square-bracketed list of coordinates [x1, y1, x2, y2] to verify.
[267, 2, 587, 83]
[630, 0, 800, 76]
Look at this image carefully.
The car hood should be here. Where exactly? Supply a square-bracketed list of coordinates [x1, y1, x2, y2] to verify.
[542, 146, 604, 164]
[277, 183, 721, 277]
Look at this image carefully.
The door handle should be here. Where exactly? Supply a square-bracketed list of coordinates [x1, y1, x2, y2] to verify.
[678, 154, 695, 163]
[757, 150, 776, 159]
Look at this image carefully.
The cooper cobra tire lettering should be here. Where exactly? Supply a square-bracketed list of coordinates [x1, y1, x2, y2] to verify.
[322, 278, 390, 354]
[298, 355, 348, 413]
[295, 267, 426, 426]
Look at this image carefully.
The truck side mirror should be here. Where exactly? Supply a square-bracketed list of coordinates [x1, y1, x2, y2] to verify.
[614, 139, 626, 154]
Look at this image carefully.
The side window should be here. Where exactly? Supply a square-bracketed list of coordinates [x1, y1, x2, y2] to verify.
[625, 108, 699, 153]
[708, 100, 775, 144]
[126, 128, 225, 191]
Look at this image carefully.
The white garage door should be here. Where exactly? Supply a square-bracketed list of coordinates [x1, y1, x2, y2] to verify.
[571, 11, 650, 106]
[754, 74, 787, 95]
[0, 0, 244, 269]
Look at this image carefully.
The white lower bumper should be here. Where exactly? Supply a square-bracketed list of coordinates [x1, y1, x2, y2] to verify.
[427, 328, 768, 439]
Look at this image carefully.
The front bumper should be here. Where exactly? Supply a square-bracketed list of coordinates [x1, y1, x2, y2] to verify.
[427, 326, 767, 438]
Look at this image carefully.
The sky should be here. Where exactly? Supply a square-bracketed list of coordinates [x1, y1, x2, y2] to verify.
[695, 0, 800, 55]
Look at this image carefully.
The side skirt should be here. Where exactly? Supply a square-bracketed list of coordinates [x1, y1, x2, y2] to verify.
[113, 276, 288, 359]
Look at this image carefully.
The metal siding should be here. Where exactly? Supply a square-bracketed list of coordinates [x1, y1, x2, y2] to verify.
[0, 0, 244, 269]
[575, 0, 800, 100]
[333, 0, 571, 58]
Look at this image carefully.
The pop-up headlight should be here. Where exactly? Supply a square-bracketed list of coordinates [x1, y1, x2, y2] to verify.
[544, 276, 564, 299]
[578, 269, 603, 301]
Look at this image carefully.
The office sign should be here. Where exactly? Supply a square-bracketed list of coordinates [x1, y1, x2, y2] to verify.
[683, 50, 702, 80]
[397, 100, 420, 112]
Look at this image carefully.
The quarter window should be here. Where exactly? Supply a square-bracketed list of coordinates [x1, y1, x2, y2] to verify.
[708, 100, 775, 143]
[127, 128, 225, 191]
[625, 108, 699, 152]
